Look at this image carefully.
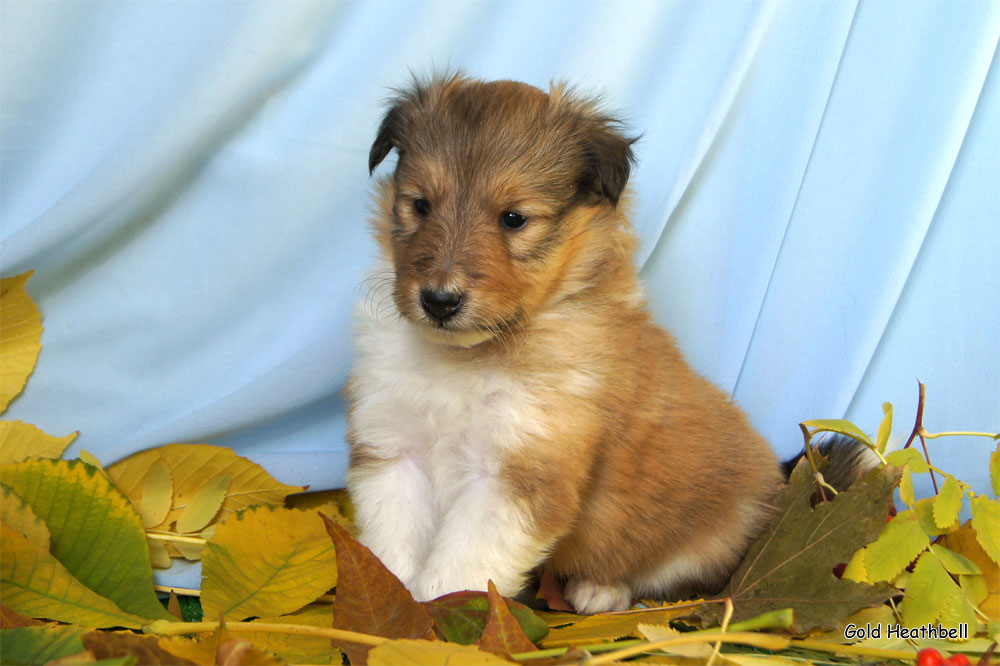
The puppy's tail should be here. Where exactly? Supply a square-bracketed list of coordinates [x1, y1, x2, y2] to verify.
[781, 434, 879, 491]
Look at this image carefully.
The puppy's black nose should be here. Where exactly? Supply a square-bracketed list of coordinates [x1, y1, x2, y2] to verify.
[420, 288, 463, 322]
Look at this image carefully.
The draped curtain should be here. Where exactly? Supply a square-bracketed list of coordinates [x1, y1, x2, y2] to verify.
[2, 0, 997, 589]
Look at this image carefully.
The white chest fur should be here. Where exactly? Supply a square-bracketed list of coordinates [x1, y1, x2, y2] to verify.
[347, 307, 552, 599]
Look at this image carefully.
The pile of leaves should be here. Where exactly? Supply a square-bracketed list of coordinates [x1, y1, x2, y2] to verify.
[1, 270, 999, 665]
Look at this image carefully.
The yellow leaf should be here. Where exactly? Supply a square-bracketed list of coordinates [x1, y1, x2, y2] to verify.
[900, 551, 961, 626]
[541, 608, 689, 648]
[886, 448, 929, 474]
[637, 623, 714, 657]
[175, 473, 229, 534]
[942, 522, 1000, 621]
[934, 475, 963, 530]
[1, 457, 173, 621]
[201, 506, 337, 621]
[991, 443, 999, 496]
[842, 546, 868, 583]
[971, 495, 1000, 566]
[148, 538, 173, 569]
[899, 467, 915, 507]
[0, 272, 42, 414]
[0, 421, 76, 464]
[106, 443, 306, 532]
[77, 449, 105, 471]
[368, 639, 512, 665]
[876, 402, 893, 454]
[1, 521, 147, 628]
[864, 510, 929, 583]
[140, 460, 173, 529]
[173, 538, 205, 561]
[1, 483, 50, 548]
[245, 606, 342, 665]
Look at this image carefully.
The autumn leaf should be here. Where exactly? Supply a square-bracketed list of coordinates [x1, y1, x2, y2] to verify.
[322, 513, 434, 665]
[245, 605, 342, 665]
[201, 506, 337, 621]
[1, 483, 50, 549]
[0, 272, 42, 414]
[106, 443, 306, 534]
[422, 590, 547, 645]
[699, 458, 898, 631]
[0, 624, 89, 665]
[477, 580, 537, 658]
[82, 630, 198, 665]
[139, 460, 173, 529]
[970, 495, 1000, 566]
[0, 421, 76, 464]
[0, 522, 148, 628]
[367, 639, 513, 665]
[934, 475, 963, 530]
[540, 607, 693, 648]
[901, 551, 963, 626]
[942, 521, 1000, 620]
[863, 509, 929, 583]
[1, 457, 173, 621]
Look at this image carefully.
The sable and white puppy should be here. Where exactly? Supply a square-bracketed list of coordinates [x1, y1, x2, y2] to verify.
[346, 74, 782, 614]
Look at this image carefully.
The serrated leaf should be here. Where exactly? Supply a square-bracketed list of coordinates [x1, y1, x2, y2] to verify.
[368, 639, 512, 665]
[942, 522, 1000, 620]
[0, 522, 147, 628]
[0, 272, 42, 414]
[478, 580, 537, 658]
[911, 497, 954, 536]
[201, 506, 337, 621]
[899, 466, 915, 506]
[422, 590, 547, 645]
[971, 495, 1000, 566]
[800, 419, 874, 447]
[106, 444, 305, 532]
[700, 459, 897, 632]
[540, 607, 690, 648]
[864, 510, 929, 582]
[0, 624, 88, 665]
[175, 473, 229, 534]
[0, 421, 76, 464]
[139, 461, 173, 529]
[876, 403, 893, 453]
[1, 457, 172, 621]
[938, 592, 979, 631]
[322, 514, 434, 665]
[901, 552, 962, 626]
[934, 475, 963, 529]
[930, 544, 981, 575]
[885, 448, 930, 473]
[1, 483, 50, 548]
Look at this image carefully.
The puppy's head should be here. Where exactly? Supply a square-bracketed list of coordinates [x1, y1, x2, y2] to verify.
[369, 74, 636, 347]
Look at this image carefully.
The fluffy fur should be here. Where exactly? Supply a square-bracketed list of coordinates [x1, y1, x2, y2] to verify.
[346, 74, 783, 614]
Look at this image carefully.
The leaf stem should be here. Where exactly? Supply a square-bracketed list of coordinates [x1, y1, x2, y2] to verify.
[146, 532, 206, 545]
[143, 619, 387, 646]
[920, 430, 1000, 440]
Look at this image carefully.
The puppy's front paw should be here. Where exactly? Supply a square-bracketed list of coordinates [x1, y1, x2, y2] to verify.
[564, 578, 632, 614]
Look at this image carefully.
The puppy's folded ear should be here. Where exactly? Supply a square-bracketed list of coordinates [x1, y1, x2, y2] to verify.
[580, 119, 637, 206]
[369, 103, 406, 174]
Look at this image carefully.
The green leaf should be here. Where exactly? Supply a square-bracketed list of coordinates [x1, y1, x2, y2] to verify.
[934, 475, 963, 530]
[864, 510, 929, 583]
[422, 591, 548, 645]
[1, 458, 172, 621]
[478, 580, 537, 658]
[930, 544, 981, 575]
[876, 403, 893, 454]
[800, 419, 874, 447]
[699, 458, 897, 632]
[899, 466, 915, 506]
[1, 522, 147, 628]
[0, 624, 88, 665]
[885, 448, 929, 474]
[970, 495, 1000, 566]
[901, 551, 956, 626]
[912, 497, 953, 536]
[201, 506, 338, 621]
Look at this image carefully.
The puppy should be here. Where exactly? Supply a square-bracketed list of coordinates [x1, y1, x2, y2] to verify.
[345, 74, 783, 614]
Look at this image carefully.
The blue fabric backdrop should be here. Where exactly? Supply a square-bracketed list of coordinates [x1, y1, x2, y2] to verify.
[2, 0, 998, 589]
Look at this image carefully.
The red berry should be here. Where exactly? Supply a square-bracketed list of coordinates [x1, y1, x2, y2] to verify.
[917, 648, 944, 666]
[945, 654, 971, 666]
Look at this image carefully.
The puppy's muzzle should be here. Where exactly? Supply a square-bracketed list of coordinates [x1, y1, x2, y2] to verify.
[420, 288, 464, 323]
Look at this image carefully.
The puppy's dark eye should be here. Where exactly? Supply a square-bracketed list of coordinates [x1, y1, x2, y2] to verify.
[500, 211, 527, 230]
[413, 198, 431, 217]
